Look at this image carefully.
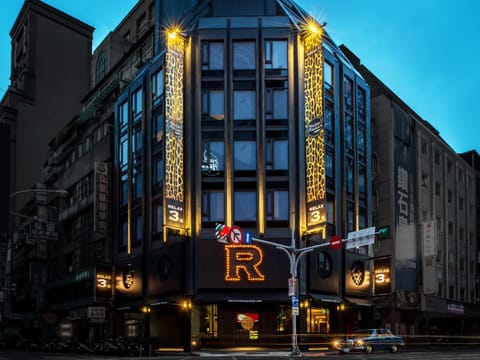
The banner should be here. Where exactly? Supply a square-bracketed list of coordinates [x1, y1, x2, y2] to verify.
[164, 32, 185, 230]
[304, 26, 326, 233]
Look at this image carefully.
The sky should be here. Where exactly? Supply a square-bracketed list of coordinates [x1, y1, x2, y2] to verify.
[1, 0, 479, 154]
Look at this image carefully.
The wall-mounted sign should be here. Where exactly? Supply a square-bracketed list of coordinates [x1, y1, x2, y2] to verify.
[95, 265, 113, 300]
[304, 26, 326, 233]
[224, 244, 265, 282]
[374, 256, 391, 295]
[164, 31, 185, 231]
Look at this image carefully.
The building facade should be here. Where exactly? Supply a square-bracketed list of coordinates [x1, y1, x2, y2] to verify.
[113, 0, 372, 349]
[0, 0, 93, 335]
[342, 45, 479, 338]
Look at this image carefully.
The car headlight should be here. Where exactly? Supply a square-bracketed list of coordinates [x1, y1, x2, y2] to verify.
[356, 340, 364, 346]
[333, 340, 339, 347]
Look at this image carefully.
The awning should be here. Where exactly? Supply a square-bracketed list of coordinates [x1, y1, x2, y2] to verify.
[344, 296, 372, 306]
[309, 293, 343, 303]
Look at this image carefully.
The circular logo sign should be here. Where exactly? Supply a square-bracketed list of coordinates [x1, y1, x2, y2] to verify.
[351, 261, 365, 286]
[123, 264, 135, 289]
[307, 117, 323, 137]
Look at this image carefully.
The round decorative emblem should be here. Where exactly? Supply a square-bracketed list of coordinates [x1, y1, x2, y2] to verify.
[351, 261, 365, 286]
[157, 255, 172, 281]
[307, 117, 323, 137]
[123, 264, 135, 289]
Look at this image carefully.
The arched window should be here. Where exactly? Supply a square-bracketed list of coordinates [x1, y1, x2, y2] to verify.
[95, 51, 107, 85]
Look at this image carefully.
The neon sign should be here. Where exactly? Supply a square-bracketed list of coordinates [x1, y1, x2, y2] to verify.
[224, 244, 265, 282]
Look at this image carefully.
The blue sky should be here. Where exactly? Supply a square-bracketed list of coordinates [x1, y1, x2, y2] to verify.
[1, 0, 478, 154]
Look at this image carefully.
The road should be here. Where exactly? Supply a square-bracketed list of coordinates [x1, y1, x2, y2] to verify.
[2, 347, 480, 359]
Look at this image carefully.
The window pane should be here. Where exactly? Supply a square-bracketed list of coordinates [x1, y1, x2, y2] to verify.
[274, 191, 289, 220]
[233, 90, 256, 120]
[271, 41, 287, 69]
[234, 191, 256, 221]
[272, 89, 287, 119]
[324, 62, 333, 89]
[119, 101, 128, 128]
[210, 90, 224, 120]
[273, 140, 288, 170]
[209, 42, 224, 70]
[233, 42, 256, 70]
[234, 141, 256, 170]
[203, 191, 225, 222]
[135, 215, 142, 241]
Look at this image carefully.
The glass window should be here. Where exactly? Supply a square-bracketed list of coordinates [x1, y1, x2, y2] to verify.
[153, 158, 163, 189]
[233, 41, 256, 70]
[202, 191, 225, 222]
[133, 127, 142, 155]
[234, 141, 256, 170]
[132, 88, 143, 119]
[324, 62, 333, 91]
[346, 160, 354, 195]
[119, 101, 128, 129]
[202, 89, 224, 121]
[133, 168, 142, 199]
[233, 90, 256, 120]
[359, 166, 366, 195]
[266, 139, 288, 170]
[95, 51, 107, 85]
[120, 221, 128, 249]
[325, 147, 334, 179]
[152, 69, 163, 102]
[234, 191, 256, 221]
[202, 41, 224, 70]
[345, 115, 353, 151]
[202, 141, 224, 172]
[265, 87, 287, 120]
[120, 136, 129, 168]
[357, 123, 366, 154]
[153, 203, 163, 235]
[153, 112, 164, 143]
[267, 190, 289, 220]
[135, 215, 142, 243]
[344, 77, 353, 109]
[265, 40, 287, 69]
[120, 174, 128, 206]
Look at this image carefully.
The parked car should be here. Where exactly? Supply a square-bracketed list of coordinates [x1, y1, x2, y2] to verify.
[333, 328, 404, 354]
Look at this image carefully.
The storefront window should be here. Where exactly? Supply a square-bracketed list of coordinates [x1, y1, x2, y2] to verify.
[200, 304, 218, 339]
[306, 307, 330, 333]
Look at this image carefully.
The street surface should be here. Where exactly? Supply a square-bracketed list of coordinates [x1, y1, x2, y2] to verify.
[2, 347, 480, 359]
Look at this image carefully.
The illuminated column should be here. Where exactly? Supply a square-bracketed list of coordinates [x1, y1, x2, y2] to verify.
[304, 22, 326, 234]
[164, 29, 185, 233]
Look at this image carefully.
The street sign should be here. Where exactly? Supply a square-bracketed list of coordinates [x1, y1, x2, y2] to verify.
[288, 278, 297, 296]
[229, 225, 244, 244]
[244, 232, 252, 244]
[346, 226, 376, 249]
[215, 223, 230, 243]
[329, 235, 342, 250]
[292, 295, 299, 315]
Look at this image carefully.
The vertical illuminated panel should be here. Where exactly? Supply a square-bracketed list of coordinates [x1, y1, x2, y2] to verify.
[164, 33, 185, 230]
[304, 27, 326, 232]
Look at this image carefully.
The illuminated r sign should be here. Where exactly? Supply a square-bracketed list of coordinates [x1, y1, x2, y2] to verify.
[225, 244, 265, 281]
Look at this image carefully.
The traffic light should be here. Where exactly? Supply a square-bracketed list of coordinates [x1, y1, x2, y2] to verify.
[376, 226, 390, 239]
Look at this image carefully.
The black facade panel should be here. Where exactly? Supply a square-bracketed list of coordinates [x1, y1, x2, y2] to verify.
[0, 124, 10, 236]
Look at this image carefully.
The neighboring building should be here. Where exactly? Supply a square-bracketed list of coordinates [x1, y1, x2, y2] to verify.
[342, 45, 479, 337]
[113, 0, 371, 349]
[0, 0, 93, 333]
[39, 0, 156, 343]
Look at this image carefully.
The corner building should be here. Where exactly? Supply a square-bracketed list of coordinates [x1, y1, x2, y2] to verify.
[113, 0, 372, 349]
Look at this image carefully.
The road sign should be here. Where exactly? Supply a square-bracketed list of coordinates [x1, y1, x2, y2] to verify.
[215, 223, 230, 243]
[292, 295, 299, 315]
[288, 278, 297, 296]
[244, 232, 252, 244]
[229, 225, 244, 244]
[329, 235, 342, 250]
[346, 226, 376, 249]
